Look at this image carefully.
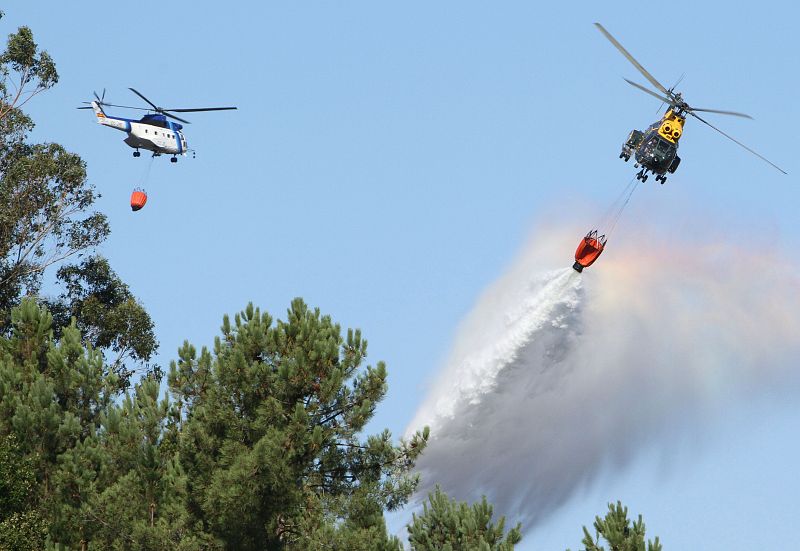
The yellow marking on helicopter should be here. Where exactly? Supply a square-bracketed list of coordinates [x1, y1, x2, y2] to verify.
[658, 109, 684, 143]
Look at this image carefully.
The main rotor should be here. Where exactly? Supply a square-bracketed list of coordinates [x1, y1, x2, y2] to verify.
[79, 88, 237, 124]
[594, 23, 785, 174]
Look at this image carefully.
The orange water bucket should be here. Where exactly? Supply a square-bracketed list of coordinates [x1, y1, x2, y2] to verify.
[573, 230, 607, 272]
[130, 188, 148, 211]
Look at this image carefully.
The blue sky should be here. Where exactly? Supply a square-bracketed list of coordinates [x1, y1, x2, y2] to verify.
[6, 1, 799, 548]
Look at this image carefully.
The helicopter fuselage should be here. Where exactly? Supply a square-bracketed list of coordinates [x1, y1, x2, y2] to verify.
[91, 101, 188, 157]
[619, 109, 683, 183]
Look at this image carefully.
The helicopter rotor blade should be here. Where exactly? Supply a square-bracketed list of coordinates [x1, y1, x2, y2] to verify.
[163, 107, 238, 113]
[93, 90, 102, 103]
[688, 107, 752, 119]
[82, 100, 152, 111]
[80, 102, 151, 112]
[162, 111, 191, 124]
[623, 78, 672, 104]
[128, 87, 160, 111]
[688, 111, 786, 174]
[595, 23, 670, 95]
[103, 103, 151, 111]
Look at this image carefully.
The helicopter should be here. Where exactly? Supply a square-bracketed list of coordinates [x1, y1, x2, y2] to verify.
[78, 89, 237, 162]
[594, 23, 786, 183]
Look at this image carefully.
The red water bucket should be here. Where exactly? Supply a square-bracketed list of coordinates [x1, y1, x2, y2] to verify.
[130, 188, 148, 211]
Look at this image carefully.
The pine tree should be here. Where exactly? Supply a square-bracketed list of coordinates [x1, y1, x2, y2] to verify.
[407, 486, 522, 551]
[576, 501, 662, 551]
[0, 298, 210, 549]
[168, 299, 429, 550]
[78, 377, 218, 550]
[0, 299, 120, 548]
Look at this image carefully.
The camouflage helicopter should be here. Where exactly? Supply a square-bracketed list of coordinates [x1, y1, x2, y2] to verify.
[595, 23, 786, 183]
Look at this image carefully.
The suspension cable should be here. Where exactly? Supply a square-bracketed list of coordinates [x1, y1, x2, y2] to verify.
[136, 156, 155, 189]
[606, 178, 640, 237]
[594, 176, 637, 230]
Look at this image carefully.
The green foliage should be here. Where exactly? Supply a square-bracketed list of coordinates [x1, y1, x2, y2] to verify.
[0, 299, 208, 549]
[0, 16, 108, 318]
[286, 485, 405, 551]
[0, 16, 58, 121]
[576, 501, 662, 551]
[72, 377, 219, 550]
[0, 141, 108, 312]
[407, 486, 522, 551]
[0, 433, 47, 550]
[0, 510, 47, 551]
[0, 15, 154, 392]
[0, 298, 430, 549]
[46, 256, 159, 387]
[169, 299, 429, 549]
[0, 299, 105, 547]
[0, 433, 36, 515]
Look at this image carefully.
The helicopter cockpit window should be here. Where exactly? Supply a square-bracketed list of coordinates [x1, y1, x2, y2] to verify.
[656, 140, 671, 153]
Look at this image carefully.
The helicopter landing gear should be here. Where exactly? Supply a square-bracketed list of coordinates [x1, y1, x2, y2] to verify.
[170, 155, 177, 163]
[636, 169, 648, 182]
[133, 150, 141, 158]
[655, 174, 667, 184]
[619, 151, 631, 162]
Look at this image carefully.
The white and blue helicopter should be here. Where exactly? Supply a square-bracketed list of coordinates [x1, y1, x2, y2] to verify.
[79, 89, 236, 162]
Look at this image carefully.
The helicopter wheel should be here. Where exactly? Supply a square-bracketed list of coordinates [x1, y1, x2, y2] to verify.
[133, 150, 140, 158]
[642, 173, 648, 182]
[170, 156, 177, 163]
